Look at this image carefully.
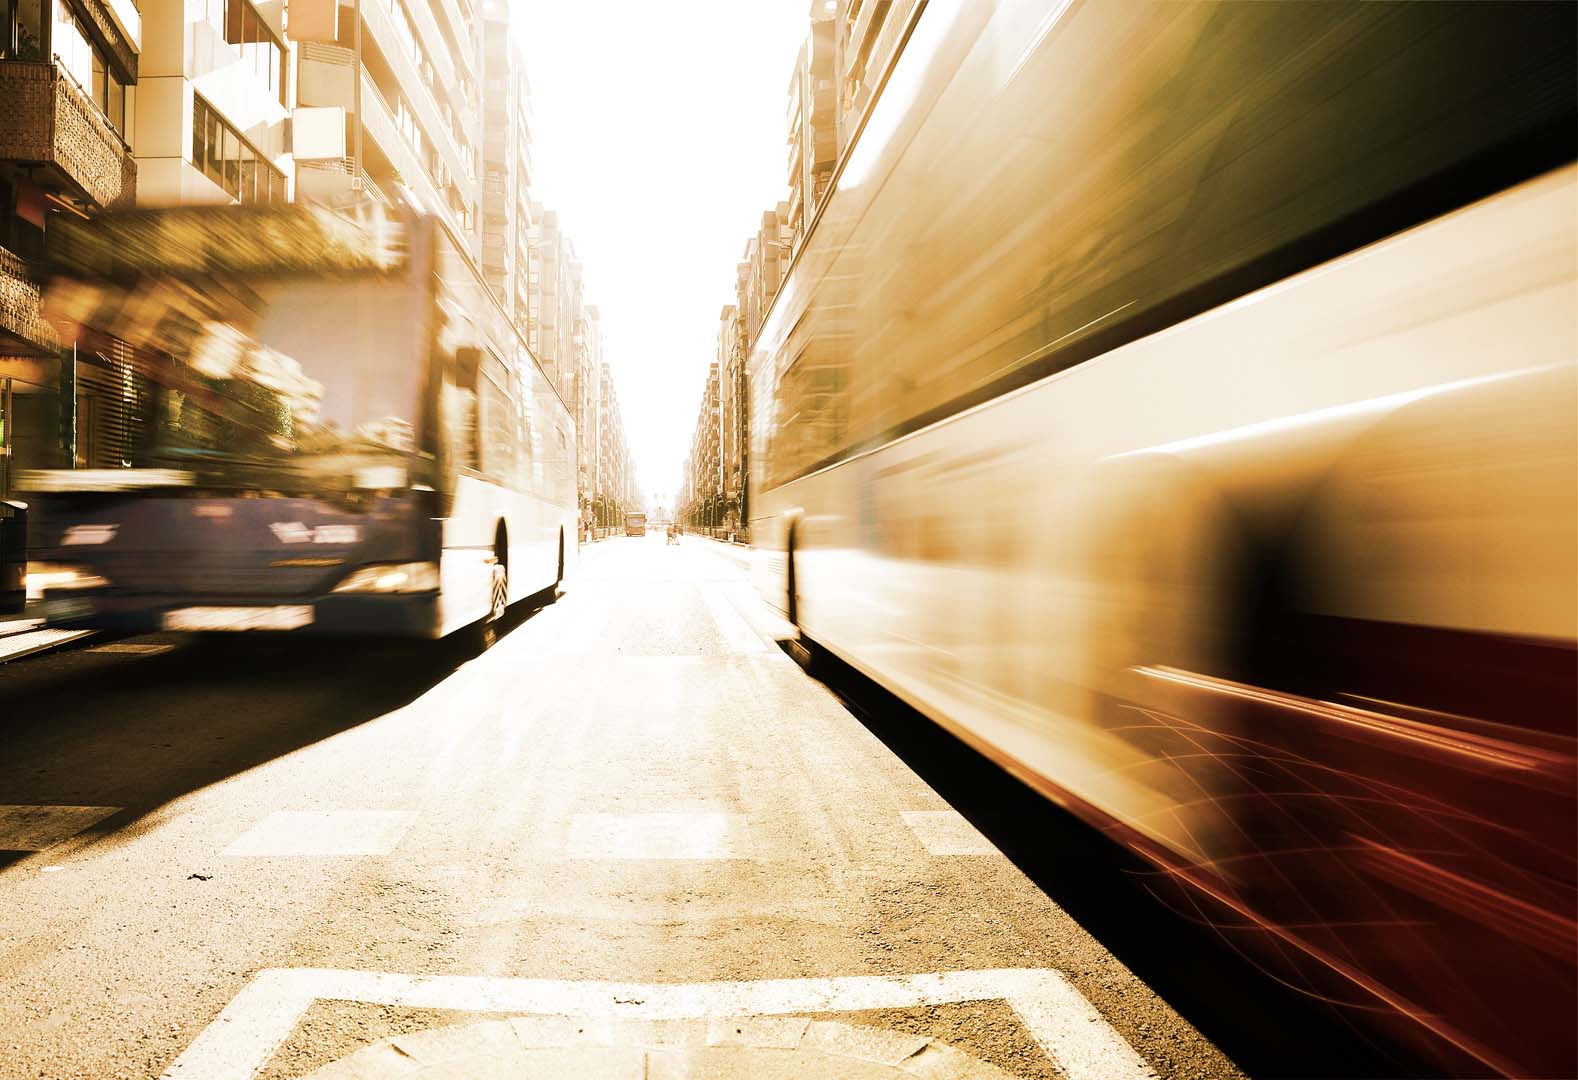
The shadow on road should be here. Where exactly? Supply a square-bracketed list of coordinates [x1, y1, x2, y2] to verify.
[784, 637, 1433, 1080]
[0, 597, 553, 874]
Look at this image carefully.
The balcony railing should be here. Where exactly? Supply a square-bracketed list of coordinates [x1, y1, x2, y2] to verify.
[0, 60, 135, 209]
[296, 157, 388, 205]
[0, 245, 57, 354]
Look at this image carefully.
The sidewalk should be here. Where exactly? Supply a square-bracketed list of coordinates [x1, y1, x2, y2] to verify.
[0, 609, 92, 664]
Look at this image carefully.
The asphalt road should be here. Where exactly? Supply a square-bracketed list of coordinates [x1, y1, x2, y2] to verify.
[0, 536, 1365, 1079]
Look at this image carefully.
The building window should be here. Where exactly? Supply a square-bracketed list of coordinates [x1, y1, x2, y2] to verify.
[192, 94, 286, 205]
[49, 1, 126, 135]
[222, 0, 286, 107]
[0, 0, 45, 61]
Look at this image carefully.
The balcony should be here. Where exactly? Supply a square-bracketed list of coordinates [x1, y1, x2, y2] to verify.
[358, 70, 458, 235]
[296, 157, 388, 205]
[482, 181, 507, 222]
[0, 246, 57, 355]
[298, 42, 356, 111]
[0, 61, 135, 209]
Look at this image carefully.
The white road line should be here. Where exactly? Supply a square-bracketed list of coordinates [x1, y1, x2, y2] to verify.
[162, 967, 1155, 1080]
[222, 811, 418, 857]
[899, 810, 998, 856]
[0, 805, 120, 850]
[701, 583, 769, 654]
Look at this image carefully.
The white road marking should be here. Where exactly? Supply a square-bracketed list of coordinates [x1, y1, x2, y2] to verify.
[222, 811, 417, 857]
[0, 805, 119, 850]
[900, 810, 998, 856]
[701, 583, 769, 654]
[87, 642, 175, 655]
[564, 812, 752, 860]
[162, 967, 1155, 1080]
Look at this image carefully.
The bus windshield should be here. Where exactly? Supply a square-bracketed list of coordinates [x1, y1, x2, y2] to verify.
[148, 277, 425, 476]
[37, 205, 430, 494]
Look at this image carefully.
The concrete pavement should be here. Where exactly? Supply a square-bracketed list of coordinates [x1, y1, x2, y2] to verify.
[0, 536, 1242, 1079]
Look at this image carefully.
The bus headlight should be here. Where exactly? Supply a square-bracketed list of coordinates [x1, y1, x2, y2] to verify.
[331, 562, 439, 594]
[27, 562, 112, 594]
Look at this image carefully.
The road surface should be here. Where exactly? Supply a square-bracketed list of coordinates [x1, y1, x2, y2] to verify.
[0, 536, 1259, 1079]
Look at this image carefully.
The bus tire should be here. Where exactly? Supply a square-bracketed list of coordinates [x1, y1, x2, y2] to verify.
[472, 526, 509, 652]
[784, 518, 823, 673]
[785, 519, 801, 628]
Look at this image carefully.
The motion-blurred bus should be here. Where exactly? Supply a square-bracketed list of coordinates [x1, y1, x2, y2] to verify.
[27, 203, 576, 649]
[624, 512, 647, 537]
[750, 2, 1576, 1075]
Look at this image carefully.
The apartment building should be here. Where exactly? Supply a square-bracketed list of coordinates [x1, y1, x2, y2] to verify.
[716, 303, 746, 531]
[291, 0, 480, 248]
[684, 361, 721, 528]
[595, 359, 633, 526]
[133, 0, 290, 207]
[831, 0, 916, 153]
[684, 1, 923, 531]
[478, 0, 531, 322]
[526, 206, 579, 398]
[572, 303, 602, 525]
[1, 0, 139, 496]
[784, 6, 834, 251]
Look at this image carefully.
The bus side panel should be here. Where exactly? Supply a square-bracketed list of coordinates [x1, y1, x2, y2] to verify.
[441, 475, 570, 635]
[753, 169, 1578, 1076]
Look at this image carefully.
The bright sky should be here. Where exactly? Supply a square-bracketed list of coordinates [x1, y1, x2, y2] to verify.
[512, 0, 812, 506]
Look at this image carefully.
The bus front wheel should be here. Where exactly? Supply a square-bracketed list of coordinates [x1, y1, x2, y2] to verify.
[473, 558, 507, 652]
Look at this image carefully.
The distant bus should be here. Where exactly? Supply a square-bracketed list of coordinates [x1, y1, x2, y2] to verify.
[623, 512, 646, 536]
[27, 201, 576, 649]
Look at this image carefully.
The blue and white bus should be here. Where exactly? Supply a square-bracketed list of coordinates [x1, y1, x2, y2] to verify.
[25, 201, 575, 648]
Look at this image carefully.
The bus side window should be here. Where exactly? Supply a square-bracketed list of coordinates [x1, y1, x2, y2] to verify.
[479, 374, 515, 483]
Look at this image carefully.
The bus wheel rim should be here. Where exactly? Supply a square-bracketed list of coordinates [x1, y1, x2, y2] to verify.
[490, 565, 507, 623]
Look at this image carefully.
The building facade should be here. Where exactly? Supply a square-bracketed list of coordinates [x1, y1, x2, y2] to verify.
[681, 0, 919, 537]
[525, 206, 578, 399]
[682, 361, 721, 528]
[784, 6, 834, 253]
[1, 0, 139, 498]
[479, 1, 531, 321]
[831, 0, 917, 159]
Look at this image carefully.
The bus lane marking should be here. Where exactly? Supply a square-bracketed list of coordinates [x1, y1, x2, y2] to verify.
[161, 967, 1156, 1080]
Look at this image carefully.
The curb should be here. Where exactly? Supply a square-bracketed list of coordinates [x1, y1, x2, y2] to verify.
[0, 626, 94, 664]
